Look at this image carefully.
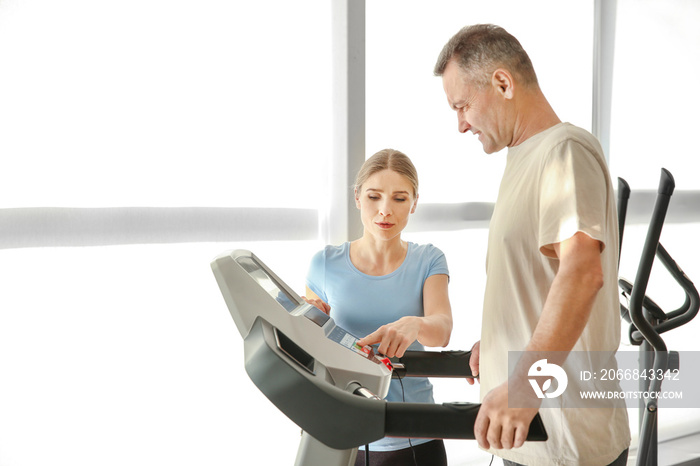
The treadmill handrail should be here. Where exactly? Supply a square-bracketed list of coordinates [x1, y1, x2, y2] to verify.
[392, 350, 475, 378]
[384, 401, 547, 442]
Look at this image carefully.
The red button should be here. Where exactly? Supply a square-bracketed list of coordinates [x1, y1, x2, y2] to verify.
[380, 357, 393, 371]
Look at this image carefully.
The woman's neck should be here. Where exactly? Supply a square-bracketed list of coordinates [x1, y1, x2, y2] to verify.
[350, 235, 408, 276]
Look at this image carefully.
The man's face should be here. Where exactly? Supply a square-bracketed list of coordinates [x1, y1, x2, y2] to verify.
[441, 60, 509, 154]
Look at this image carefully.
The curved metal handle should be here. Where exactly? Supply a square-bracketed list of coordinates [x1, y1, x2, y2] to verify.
[655, 244, 700, 323]
[628, 169, 675, 353]
[629, 243, 700, 343]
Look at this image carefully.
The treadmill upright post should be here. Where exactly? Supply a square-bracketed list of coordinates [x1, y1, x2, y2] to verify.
[295, 431, 357, 466]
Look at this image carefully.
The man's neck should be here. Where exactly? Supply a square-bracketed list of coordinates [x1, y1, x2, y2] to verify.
[509, 89, 561, 147]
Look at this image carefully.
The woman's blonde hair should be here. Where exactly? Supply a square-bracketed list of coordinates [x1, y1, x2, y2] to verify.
[354, 149, 419, 197]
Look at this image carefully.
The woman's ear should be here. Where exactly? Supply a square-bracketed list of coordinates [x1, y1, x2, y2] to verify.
[355, 188, 362, 209]
[411, 193, 419, 214]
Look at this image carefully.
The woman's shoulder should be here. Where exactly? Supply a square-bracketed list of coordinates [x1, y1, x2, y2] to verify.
[407, 242, 448, 272]
[308, 243, 351, 282]
[311, 242, 350, 263]
[408, 241, 445, 258]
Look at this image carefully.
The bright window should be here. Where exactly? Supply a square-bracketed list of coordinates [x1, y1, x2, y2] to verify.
[608, 0, 700, 189]
[0, 0, 331, 208]
[366, 0, 593, 204]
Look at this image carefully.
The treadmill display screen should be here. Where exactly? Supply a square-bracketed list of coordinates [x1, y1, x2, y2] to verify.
[236, 256, 300, 313]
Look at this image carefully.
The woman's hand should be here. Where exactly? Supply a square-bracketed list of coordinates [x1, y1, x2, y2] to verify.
[356, 273, 453, 358]
[302, 296, 331, 315]
[357, 316, 421, 358]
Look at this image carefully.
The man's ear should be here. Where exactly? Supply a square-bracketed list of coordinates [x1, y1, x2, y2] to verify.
[492, 69, 514, 99]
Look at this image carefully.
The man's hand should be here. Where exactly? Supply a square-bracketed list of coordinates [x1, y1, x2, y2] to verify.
[467, 340, 480, 384]
[357, 316, 422, 358]
[474, 381, 539, 450]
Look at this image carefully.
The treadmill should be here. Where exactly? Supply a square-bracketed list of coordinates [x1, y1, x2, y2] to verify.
[211, 249, 547, 465]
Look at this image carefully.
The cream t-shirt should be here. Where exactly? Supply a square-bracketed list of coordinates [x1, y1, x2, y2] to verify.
[480, 123, 630, 465]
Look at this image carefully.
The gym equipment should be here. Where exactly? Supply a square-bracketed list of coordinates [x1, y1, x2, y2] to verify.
[211, 249, 547, 465]
[617, 169, 700, 466]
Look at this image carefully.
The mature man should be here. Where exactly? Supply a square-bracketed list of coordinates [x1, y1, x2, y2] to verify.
[434, 24, 630, 465]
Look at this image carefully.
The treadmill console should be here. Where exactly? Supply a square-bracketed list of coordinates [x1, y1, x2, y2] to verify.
[211, 249, 392, 398]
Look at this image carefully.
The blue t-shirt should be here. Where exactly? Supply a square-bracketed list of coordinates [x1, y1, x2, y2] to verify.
[306, 241, 449, 451]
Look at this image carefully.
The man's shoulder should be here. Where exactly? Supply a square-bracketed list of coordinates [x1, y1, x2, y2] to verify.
[540, 122, 602, 152]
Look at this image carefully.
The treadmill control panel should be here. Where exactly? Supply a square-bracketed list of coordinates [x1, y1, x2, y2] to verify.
[326, 326, 393, 370]
[231, 252, 392, 370]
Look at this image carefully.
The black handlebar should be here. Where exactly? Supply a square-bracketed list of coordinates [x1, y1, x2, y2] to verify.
[384, 401, 548, 442]
[653, 244, 700, 326]
[392, 350, 475, 378]
[617, 177, 631, 263]
[628, 169, 675, 353]
[622, 243, 700, 344]
[385, 350, 547, 441]
[619, 169, 699, 347]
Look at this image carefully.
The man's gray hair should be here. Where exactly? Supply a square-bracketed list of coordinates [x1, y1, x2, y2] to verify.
[434, 24, 538, 88]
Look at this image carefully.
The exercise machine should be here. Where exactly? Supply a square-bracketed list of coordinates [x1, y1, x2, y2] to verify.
[617, 169, 700, 466]
[211, 249, 547, 465]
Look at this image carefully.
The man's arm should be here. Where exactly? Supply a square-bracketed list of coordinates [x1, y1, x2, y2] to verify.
[527, 231, 604, 352]
[467, 340, 480, 385]
[474, 231, 604, 450]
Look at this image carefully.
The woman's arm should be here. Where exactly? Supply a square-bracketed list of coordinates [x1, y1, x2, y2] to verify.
[419, 273, 453, 346]
[357, 274, 453, 357]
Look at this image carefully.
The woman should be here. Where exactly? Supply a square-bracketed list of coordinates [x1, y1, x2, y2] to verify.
[305, 149, 453, 466]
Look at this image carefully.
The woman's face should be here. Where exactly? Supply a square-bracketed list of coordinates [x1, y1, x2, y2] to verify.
[355, 169, 417, 243]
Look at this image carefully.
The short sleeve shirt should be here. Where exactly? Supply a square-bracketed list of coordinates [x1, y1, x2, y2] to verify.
[306, 241, 449, 451]
[481, 123, 630, 465]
